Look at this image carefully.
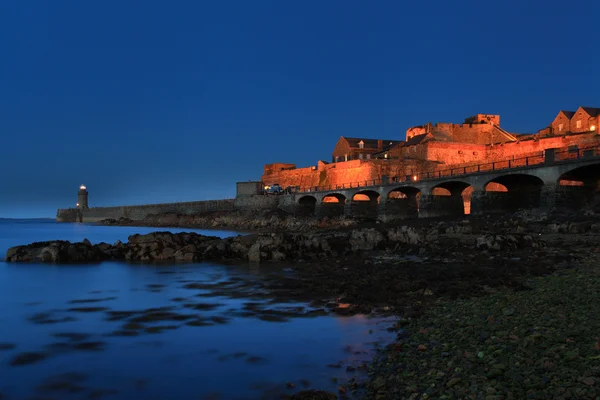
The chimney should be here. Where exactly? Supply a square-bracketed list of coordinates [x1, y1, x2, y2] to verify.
[377, 140, 383, 150]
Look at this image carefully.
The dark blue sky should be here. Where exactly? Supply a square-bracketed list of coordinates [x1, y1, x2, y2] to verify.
[1, 0, 599, 217]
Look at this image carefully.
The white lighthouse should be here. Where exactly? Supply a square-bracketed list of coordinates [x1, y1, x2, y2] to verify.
[77, 185, 89, 209]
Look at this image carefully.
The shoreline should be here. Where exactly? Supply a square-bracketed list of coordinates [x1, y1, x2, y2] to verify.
[7, 209, 600, 398]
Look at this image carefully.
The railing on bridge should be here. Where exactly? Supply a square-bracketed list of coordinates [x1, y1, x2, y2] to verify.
[297, 144, 600, 193]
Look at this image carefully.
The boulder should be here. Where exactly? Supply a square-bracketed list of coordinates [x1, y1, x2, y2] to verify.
[5, 241, 105, 263]
[349, 229, 385, 251]
[388, 226, 422, 245]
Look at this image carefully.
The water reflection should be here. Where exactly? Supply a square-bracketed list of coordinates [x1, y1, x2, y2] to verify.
[0, 221, 396, 399]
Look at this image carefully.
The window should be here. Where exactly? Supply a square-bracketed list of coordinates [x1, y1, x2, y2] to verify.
[358, 140, 364, 149]
[558, 124, 563, 132]
[366, 154, 371, 159]
[576, 120, 582, 129]
[359, 153, 363, 160]
[344, 154, 348, 161]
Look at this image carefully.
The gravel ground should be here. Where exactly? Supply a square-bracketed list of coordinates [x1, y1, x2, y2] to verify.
[362, 252, 600, 400]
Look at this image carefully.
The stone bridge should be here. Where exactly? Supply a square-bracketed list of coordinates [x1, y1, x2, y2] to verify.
[282, 147, 600, 220]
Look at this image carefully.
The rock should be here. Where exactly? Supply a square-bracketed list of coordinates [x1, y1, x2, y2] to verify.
[349, 229, 385, 251]
[475, 234, 543, 251]
[388, 226, 423, 244]
[5, 240, 105, 263]
[446, 377, 461, 388]
[247, 242, 261, 262]
[502, 307, 515, 316]
[582, 377, 595, 386]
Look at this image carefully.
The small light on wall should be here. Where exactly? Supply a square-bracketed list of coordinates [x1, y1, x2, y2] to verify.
[76, 203, 79, 207]
[412, 175, 418, 181]
[591, 125, 596, 131]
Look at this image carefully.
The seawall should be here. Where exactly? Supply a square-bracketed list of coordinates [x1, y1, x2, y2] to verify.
[57, 199, 236, 223]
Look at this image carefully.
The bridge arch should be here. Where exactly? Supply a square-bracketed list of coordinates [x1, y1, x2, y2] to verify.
[385, 186, 421, 219]
[428, 181, 473, 215]
[319, 193, 347, 218]
[430, 181, 471, 196]
[350, 190, 380, 221]
[481, 173, 544, 212]
[297, 195, 317, 216]
[322, 193, 347, 203]
[555, 162, 600, 210]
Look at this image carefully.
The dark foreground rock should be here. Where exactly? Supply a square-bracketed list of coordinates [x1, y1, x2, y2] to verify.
[361, 257, 600, 400]
[4, 224, 544, 264]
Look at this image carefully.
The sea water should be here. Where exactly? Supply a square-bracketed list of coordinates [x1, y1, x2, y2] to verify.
[0, 219, 395, 400]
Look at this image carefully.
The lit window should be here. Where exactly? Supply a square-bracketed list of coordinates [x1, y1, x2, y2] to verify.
[358, 140, 364, 149]
[558, 124, 563, 132]
[576, 120, 582, 129]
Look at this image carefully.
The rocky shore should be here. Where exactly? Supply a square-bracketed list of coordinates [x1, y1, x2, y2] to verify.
[6, 209, 600, 399]
[97, 209, 357, 233]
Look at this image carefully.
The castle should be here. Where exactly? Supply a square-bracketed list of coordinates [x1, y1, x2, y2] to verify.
[57, 105, 600, 223]
[261, 107, 600, 190]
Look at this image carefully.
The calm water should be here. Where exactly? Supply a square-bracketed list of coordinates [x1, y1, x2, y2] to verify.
[0, 220, 395, 400]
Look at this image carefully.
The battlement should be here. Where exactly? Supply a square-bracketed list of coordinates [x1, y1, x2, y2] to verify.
[406, 117, 511, 145]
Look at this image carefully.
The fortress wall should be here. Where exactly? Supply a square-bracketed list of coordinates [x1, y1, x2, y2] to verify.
[234, 195, 279, 210]
[324, 161, 379, 187]
[263, 158, 445, 190]
[406, 126, 427, 140]
[384, 160, 441, 179]
[262, 160, 380, 189]
[56, 199, 235, 223]
[424, 142, 487, 165]
[262, 165, 318, 188]
[486, 133, 600, 160]
[263, 163, 297, 176]
[56, 208, 79, 222]
[79, 207, 127, 222]
[446, 124, 494, 144]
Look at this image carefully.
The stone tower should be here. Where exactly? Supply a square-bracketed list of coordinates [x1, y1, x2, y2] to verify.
[77, 185, 89, 209]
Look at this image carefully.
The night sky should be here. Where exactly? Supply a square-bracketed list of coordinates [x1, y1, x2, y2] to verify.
[1, 0, 599, 218]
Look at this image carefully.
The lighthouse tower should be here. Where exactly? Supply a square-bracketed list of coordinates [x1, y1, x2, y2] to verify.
[77, 185, 89, 209]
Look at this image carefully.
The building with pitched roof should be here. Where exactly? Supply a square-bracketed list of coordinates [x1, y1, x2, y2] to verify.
[541, 106, 599, 136]
[331, 137, 403, 162]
